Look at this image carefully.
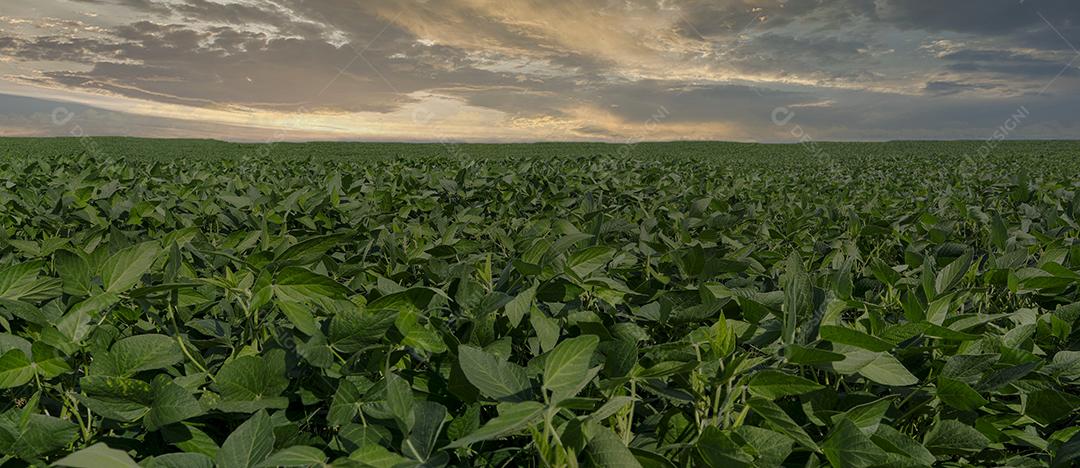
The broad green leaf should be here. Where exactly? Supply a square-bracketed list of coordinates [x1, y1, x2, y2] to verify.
[871, 425, 935, 466]
[783, 344, 845, 364]
[57, 292, 120, 343]
[504, 284, 536, 328]
[90, 334, 183, 377]
[820, 325, 893, 352]
[587, 423, 643, 468]
[567, 246, 616, 278]
[256, 446, 327, 467]
[274, 233, 346, 266]
[457, 345, 532, 402]
[832, 398, 893, 435]
[697, 426, 753, 468]
[54, 249, 91, 296]
[923, 419, 989, 455]
[747, 398, 820, 453]
[0, 261, 45, 301]
[144, 453, 215, 468]
[405, 400, 448, 462]
[1053, 431, 1080, 468]
[348, 443, 413, 467]
[934, 251, 972, 295]
[146, 377, 204, 431]
[214, 350, 289, 413]
[367, 287, 440, 316]
[936, 376, 988, 411]
[101, 241, 161, 293]
[543, 335, 599, 403]
[53, 443, 140, 468]
[277, 301, 320, 336]
[445, 401, 544, 448]
[0, 349, 33, 388]
[384, 372, 414, 432]
[273, 267, 352, 302]
[215, 410, 275, 468]
[0, 411, 78, 459]
[748, 371, 825, 399]
[31, 342, 70, 378]
[857, 353, 918, 386]
[1024, 389, 1080, 426]
[822, 418, 889, 468]
[736, 425, 794, 467]
[395, 310, 447, 354]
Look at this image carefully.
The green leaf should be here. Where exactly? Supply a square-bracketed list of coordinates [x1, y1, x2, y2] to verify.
[256, 446, 327, 467]
[504, 284, 536, 328]
[697, 426, 753, 468]
[543, 335, 600, 403]
[273, 267, 352, 302]
[276, 301, 320, 336]
[747, 398, 820, 453]
[57, 292, 120, 343]
[101, 241, 161, 293]
[53, 443, 140, 468]
[0, 349, 34, 388]
[78, 375, 153, 422]
[587, 423, 643, 468]
[54, 249, 91, 296]
[587, 396, 635, 422]
[90, 334, 183, 377]
[783, 344, 845, 364]
[274, 233, 346, 267]
[567, 246, 616, 278]
[0, 411, 78, 459]
[457, 345, 532, 402]
[936, 376, 988, 411]
[934, 251, 972, 295]
[923, 419, 989, 455]
[822, 418, 889, 468]
[405, 401, 448, 462]
[214, 351, 289, 413]
[366, 287, 439, 315]
[1053, 431, 1080, 468]
[384, 372, 414, 432]
[857, 353, 918, 386]
[162, 423, 220, 458]
[31, 342, 69, 378]
[820, 325, 894, 352]
[445, 401, 544, 448]
[832, 398, 893, 435]
[348, 443, 412, 467]
[0, 261, 44, 301]
[215, 410, 275, 468]
[871, 425, 935, 466]
[145, 377, 204, 431]
[1024, 389, 1080, 426]
[781, 253, 810, 346]
[395, 310, 447, 354]
[144, 453, 215, 468]
[748, 371, 825, 399]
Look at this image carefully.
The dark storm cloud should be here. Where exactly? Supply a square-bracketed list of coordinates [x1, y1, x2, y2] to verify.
[872, 0, 1080, 51]
[871, 0, 1080, 35]
[938, 49, 1074, 79]
[923, 81, 1001, 97]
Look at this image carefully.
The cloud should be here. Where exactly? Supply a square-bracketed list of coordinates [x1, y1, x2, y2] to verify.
[0, 0, 1078, 141]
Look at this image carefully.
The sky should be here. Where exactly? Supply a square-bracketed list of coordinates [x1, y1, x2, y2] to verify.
[1, 0, 1079, 142]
